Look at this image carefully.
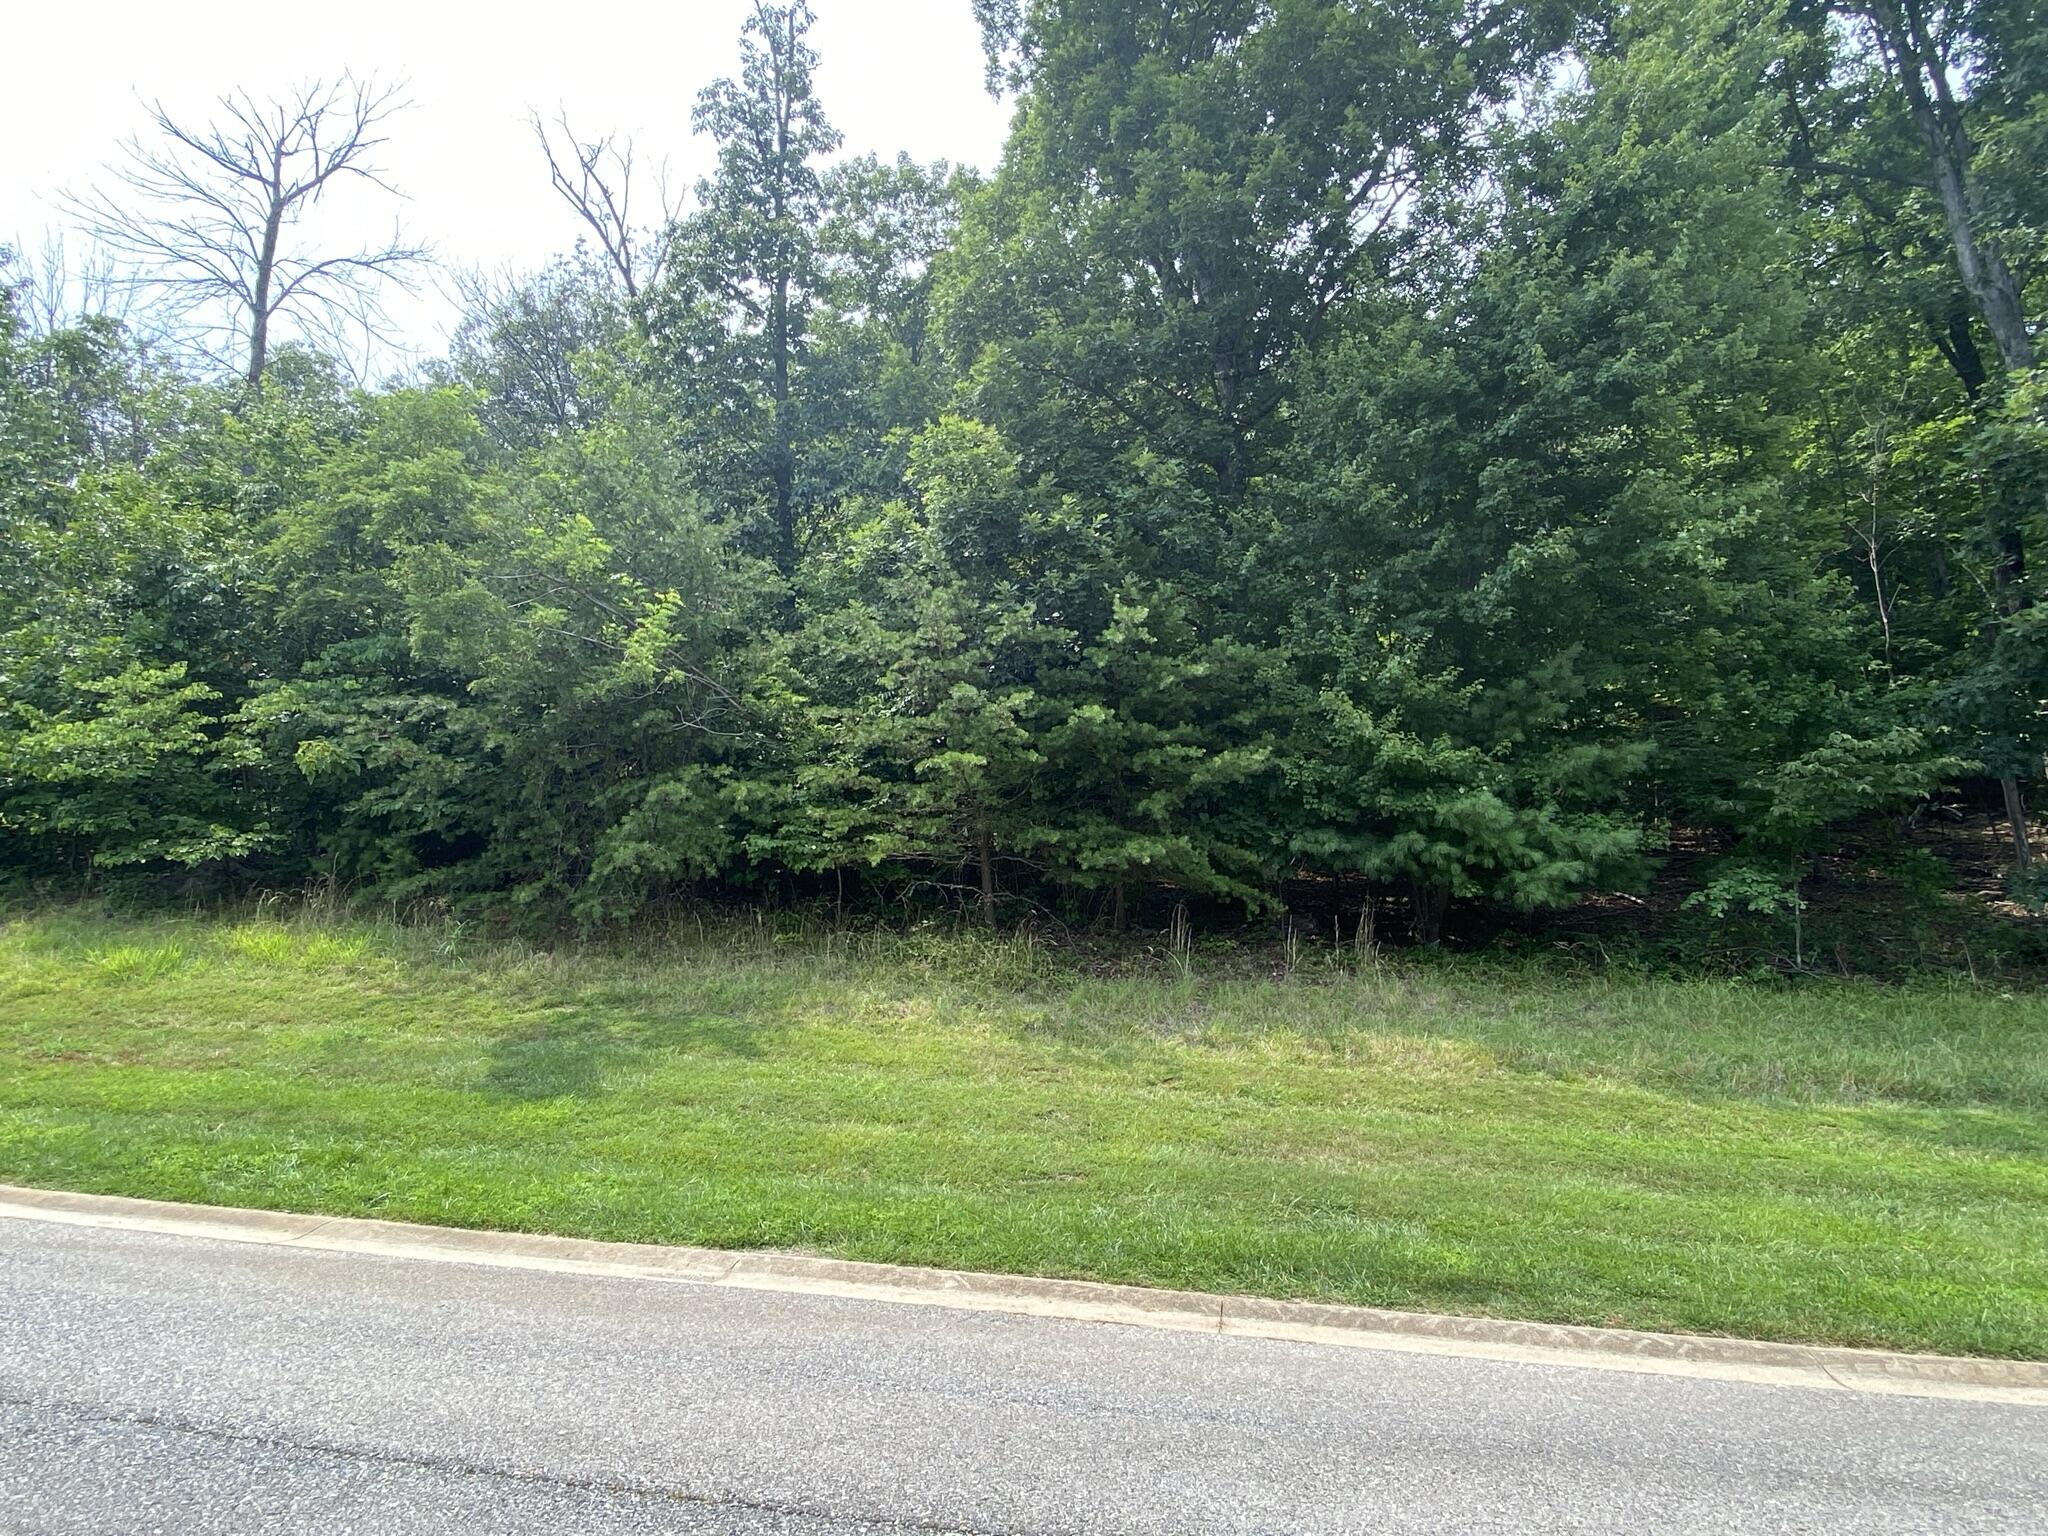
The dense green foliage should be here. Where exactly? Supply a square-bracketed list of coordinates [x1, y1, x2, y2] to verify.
[4, 0, 2044, 941]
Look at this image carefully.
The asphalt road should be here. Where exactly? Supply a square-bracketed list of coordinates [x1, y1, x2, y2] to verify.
[1, 1217, 2042, 1534]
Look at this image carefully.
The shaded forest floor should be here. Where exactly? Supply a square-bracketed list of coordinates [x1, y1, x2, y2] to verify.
[2, 904, 2044, 1357]
[1263, 810, 2048, 983]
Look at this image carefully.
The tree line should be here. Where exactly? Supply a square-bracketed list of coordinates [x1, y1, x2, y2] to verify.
[3, 0, 2042, 940]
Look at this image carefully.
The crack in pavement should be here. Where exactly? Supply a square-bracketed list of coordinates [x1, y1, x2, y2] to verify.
[0, 1390, 1011, 1536]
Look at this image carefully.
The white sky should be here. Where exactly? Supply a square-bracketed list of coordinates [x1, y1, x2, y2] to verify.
[0, 0, 1014, 362]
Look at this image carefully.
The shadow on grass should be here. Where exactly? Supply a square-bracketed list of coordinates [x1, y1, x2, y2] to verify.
[476, 1005, 773, 1102]
[1851, 1103, 2048, 1160]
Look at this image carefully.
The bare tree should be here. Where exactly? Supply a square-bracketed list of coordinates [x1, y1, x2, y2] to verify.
[5, 232, 137, 337]
[532, 110, 676, 302]
[66, 77, 428, 386]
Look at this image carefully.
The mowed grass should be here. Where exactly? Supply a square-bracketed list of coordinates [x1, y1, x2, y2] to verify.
[2, 908, 2045, 1357]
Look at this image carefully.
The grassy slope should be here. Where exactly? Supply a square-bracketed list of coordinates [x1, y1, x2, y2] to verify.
[2, 908, 2044, 1356]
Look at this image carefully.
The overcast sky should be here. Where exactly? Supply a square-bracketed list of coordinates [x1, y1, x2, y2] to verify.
[1, 0, 1014, 362]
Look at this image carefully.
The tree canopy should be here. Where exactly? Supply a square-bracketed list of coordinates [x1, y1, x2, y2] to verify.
[4, 0, 2043, 941]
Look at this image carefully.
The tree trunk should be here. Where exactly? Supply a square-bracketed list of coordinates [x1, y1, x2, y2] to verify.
[1874, 0, 2035, 376]
[1866, 0, 2039, 869]
[1208, 331, 1253, 501]
[246, 154, 287, 388]
[246, 305, 269, 389]
[247, 214, 282, 387]
[1934, 303, 1989, 399]
[767, 55, 798, 577]
[770, 267, 794, 572]
[2002, 776, 2034, 874]
[977, 826, 996, 923]
[1410, 876, 1449, 946]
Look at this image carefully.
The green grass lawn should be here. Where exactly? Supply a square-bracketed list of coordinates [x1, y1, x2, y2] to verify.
[3, 906, 2045, 1356]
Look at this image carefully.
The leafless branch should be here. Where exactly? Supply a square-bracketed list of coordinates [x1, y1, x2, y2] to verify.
[62, 74, 429, 386]
[3, 231, 139, 336]
[532, 110, 677, 302]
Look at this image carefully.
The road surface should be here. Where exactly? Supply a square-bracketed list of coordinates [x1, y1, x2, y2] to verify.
[1, 1215, 2041, 1533]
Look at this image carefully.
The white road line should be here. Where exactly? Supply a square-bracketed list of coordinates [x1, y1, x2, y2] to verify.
[4, 1184, 2042, 1405]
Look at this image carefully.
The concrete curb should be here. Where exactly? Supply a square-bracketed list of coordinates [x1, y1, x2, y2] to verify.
[4, 1182, 2042, 1405]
